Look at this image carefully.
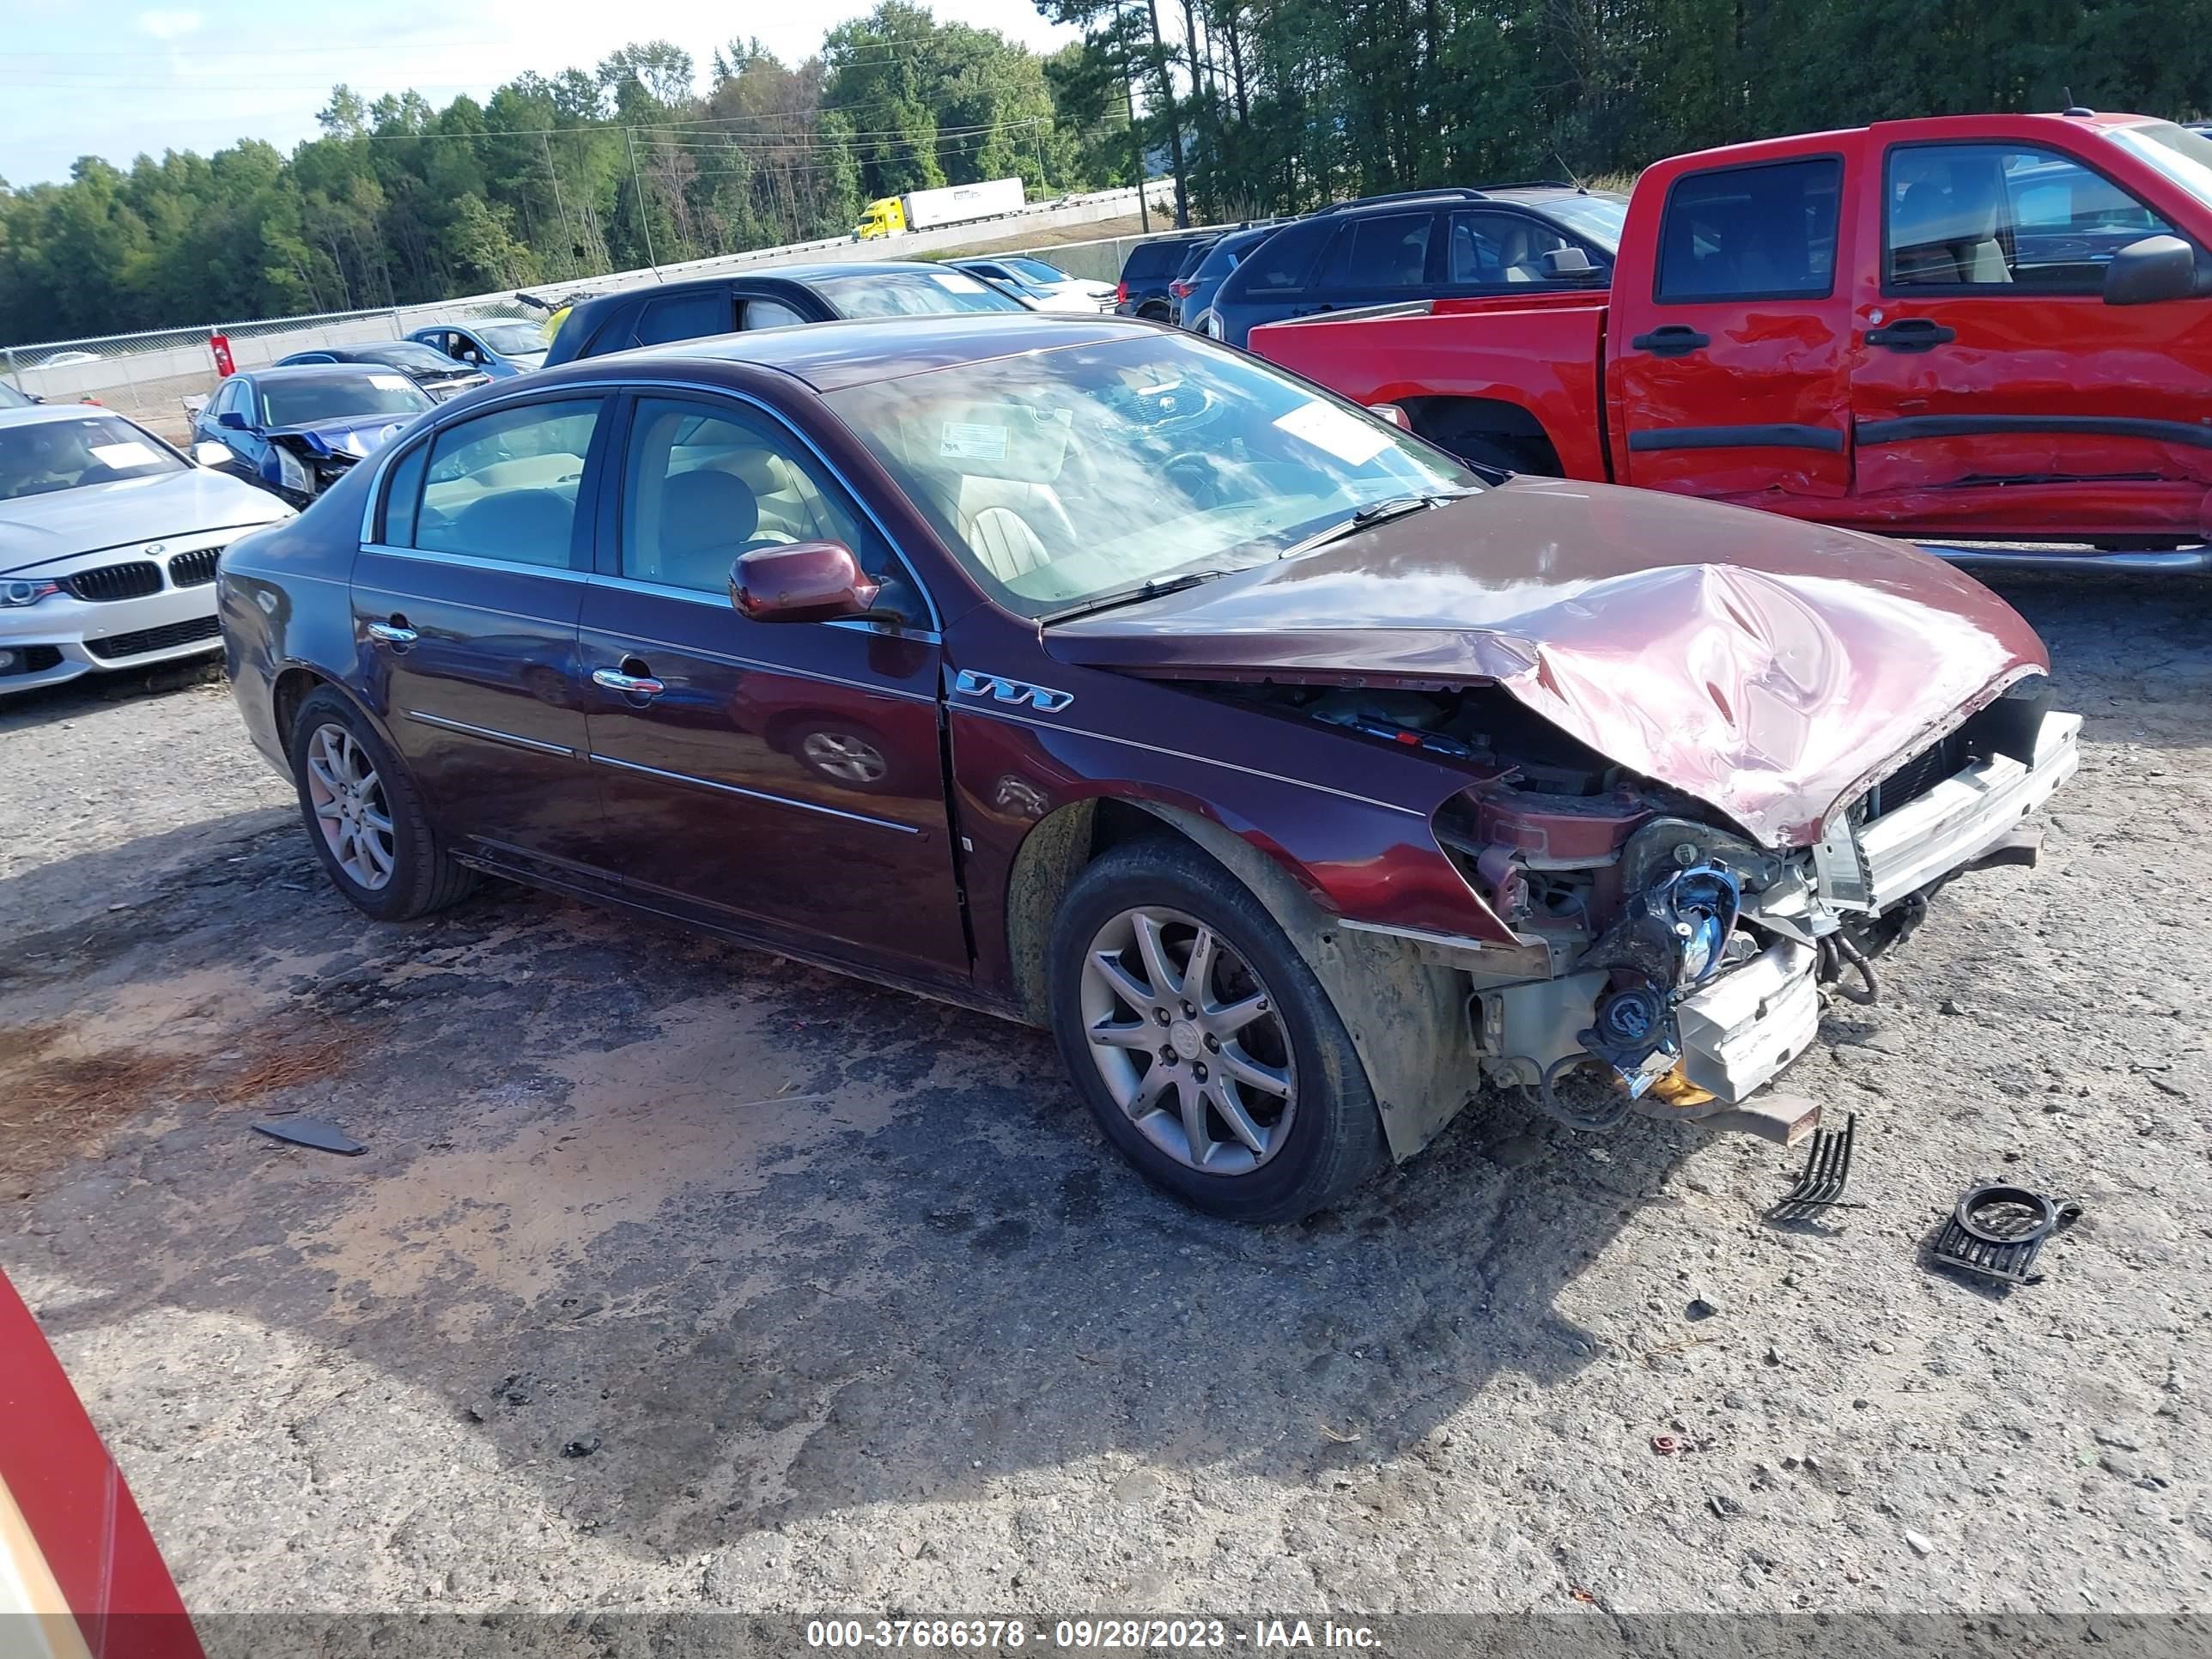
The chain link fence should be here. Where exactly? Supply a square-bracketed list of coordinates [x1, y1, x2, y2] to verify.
[3, 186, 1183, 443]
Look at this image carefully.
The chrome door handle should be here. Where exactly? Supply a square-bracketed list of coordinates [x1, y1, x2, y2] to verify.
[592, 667, 665, 697]
[366, 622, 417, 645]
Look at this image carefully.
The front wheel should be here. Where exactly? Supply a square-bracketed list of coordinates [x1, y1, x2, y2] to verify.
[288, 686, 476, 921]
[1047, 840, 1386, 1223]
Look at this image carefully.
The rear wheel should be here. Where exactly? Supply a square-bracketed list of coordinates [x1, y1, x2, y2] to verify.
[1047, 840, 1385, 1223]
[288, 687, 475, 921]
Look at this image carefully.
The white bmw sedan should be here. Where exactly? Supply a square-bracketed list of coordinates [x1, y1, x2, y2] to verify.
[0, 404, 292, 695]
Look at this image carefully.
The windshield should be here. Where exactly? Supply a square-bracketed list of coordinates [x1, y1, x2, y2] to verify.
[1005, 258, 1072, 284]
[0, 383, 31, 410]
[0, 413, 184, 501]
[474, 322, 549, 356]
[2105, 121, 2212, 211]
[823, 331, 1478, 618]
[815, 269, 1027, 318]
[260, 374, 432, 428]
[1531, 191, 1629, 252]
[355, 342, 459, 370]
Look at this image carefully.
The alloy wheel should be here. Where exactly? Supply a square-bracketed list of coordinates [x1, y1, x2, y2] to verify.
[304, 722, 396, 890]
[1078, 905, 1297, 1176]
[799, 730, 890, 785]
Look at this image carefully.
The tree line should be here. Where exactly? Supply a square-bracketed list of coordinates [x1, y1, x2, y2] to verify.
[5, 0, 2209, 344]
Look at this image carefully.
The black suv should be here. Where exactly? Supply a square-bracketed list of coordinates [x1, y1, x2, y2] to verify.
[1114, 233, 1223, 321]
[542, 262, 1026, 365]
[1209, 185, 1627, 347]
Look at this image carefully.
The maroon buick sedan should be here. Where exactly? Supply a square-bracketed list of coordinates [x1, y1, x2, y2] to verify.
[217, 314, 2076, 1221]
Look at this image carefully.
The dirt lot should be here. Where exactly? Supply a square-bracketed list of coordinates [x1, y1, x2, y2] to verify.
[2, 569, 2208, 1623]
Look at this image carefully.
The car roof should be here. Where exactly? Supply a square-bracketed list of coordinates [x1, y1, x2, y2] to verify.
[0, 401, 126, 431]
[244, 363, 408, 383]
[612, 312, 1152, 393]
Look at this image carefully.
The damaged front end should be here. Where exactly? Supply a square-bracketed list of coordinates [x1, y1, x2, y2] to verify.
[1217, 672, 2079, 1147]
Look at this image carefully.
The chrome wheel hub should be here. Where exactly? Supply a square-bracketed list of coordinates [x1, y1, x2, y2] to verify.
[1078, 905, 1297, 1176]
[304, 723, 396, 891]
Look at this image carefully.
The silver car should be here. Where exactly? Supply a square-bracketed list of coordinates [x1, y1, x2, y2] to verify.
[0, 405, 292, 695]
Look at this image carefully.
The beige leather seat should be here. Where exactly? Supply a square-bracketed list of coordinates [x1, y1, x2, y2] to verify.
[951, 476, 1078, 583]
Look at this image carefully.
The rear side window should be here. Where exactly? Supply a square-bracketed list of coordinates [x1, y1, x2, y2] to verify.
[1233, 221, 1332, 293]
[405, 399, 601, 567]
[1122, 240, 1197, 280]
[1316, 211, 1435, 289]
[1656, 157, 1842, 301]
[634, 290, 733, 348]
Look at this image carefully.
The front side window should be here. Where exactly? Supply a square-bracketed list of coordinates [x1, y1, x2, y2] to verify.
[1656, 157, 1840, 301]
[635, 291, 734, 347]
[741, 297, 811, 331]
[618, 397, 894, 600]
[258, 374, 431, 428]
[1887, 143, 2173, 291]
[408, 398, 599, 567]
[812, 269, 1026, 318]
[1318, 212, 1435, 290]
[823, 331, 1478, 618]
[473, 322, 550, 357]
[1446, 210, 1580, 285]
[0, 414, 185, 501]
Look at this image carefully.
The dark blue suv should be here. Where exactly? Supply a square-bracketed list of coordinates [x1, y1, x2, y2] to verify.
[1208, 185, 1627, 347]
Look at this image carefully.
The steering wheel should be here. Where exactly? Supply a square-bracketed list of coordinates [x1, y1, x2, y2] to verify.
[1101, 379, 1221, 440]
[1161, 450, 1263, 507]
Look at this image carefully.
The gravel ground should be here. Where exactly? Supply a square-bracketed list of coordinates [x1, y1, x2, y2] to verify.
[1, 569, 2207, 1630]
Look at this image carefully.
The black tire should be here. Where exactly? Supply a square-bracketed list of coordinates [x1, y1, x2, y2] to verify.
[1046, 839, 1387, 1223]
[287, 686, 476, 921]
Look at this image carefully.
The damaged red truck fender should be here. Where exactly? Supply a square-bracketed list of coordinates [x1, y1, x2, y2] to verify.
[1249, 111, 2212, 568]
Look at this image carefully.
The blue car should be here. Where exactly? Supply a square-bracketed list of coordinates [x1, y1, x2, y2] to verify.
[406, 319, 552, 380]
[191, 365, 433, 507]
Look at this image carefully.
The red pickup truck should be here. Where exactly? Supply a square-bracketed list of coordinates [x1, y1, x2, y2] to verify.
[1249, 112, 2212, 562]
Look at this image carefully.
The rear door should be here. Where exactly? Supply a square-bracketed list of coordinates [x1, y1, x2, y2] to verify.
[1848, 132, 2212, 539]
[1610, 152, 1856, 502]
[352, 395, 611, 876]
[574, 391, 969, 977]
[1303, 210, 1442, 319]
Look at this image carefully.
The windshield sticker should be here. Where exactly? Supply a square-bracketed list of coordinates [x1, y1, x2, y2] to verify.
[368, 374, 412, 392]
[88, 441, 160, 469]
[1273, 400, 1394, 466]
[929, 271, 978, 291]
[940, 421, 1009, 460]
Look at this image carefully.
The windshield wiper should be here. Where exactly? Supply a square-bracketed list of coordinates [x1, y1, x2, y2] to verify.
[1276, 491, 1474, 560]
[1039, 568, 1231, 627]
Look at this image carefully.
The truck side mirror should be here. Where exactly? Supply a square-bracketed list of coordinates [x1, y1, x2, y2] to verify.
[2104, 234, 2201, 306]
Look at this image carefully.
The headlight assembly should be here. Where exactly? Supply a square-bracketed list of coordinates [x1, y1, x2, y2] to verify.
[0, 578, 61, 608]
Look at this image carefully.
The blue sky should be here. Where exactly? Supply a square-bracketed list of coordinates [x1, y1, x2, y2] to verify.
[3, 1, 1079, 187]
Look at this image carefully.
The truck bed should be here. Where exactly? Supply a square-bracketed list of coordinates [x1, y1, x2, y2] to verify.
[1249, 290, 1614, 481]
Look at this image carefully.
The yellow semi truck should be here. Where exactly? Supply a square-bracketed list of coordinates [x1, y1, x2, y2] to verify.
[854, 177, 1026, 240]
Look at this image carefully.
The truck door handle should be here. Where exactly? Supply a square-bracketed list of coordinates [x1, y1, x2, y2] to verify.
[1630, 325, 1710, 356]
[366, 618, 416, 646]
[592, 663, 665, 701]
[1865, 318, 1956, 352]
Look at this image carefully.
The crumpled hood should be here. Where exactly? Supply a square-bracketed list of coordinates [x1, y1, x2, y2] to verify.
[1044, 478, 2050, 846]
[0, 465, 290, 574]
[266, 414, 414, 459]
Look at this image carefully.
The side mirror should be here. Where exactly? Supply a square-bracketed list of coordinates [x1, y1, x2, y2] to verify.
[192, 441, 234, 468]
[2104, 234, 2200, 306]
[730, 541, 882, 623]
[1543, 246, 1595, 276]
[216, 410, 248, 430]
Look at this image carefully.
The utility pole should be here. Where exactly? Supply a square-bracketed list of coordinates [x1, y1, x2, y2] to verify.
[1122, 31, 1150, 234]
[624, 125, 661, 278]
[541, 131, 579, 279]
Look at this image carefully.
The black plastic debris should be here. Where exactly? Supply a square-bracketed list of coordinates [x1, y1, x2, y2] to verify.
[561, 1435, 602, 1459]
[1767, 1111, 1856, 1221]
[1927, 1182, 2082, 1285]
[250, 1116, 367, 1156]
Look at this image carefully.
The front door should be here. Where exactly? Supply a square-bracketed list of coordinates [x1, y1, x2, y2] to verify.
[576, 392, 969, 978]
[1848, 135, 2212, 541]
[352, 394, 611, 875]
[1611, 153, 1856, 506]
